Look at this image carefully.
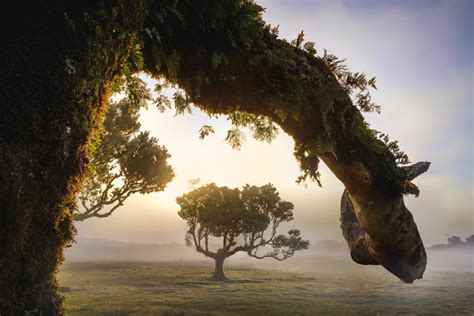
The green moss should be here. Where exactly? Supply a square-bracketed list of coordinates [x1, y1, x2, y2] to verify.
[2, 1, 410, 314]
[139, 0, 402, 193]
[341, 119, 406, 196]
[0, 1, 150, 314]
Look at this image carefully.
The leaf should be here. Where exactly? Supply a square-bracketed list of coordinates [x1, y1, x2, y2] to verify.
[296, 30, 304, 47]
[290, 30, 305, 48]
[198, 125, 215, 139]
[368, 77, 377, 90]
[250, 117, 278, 143]
[303, 42, 316, 55]
[173, 91, 191, 116]
[225, 128, 245, 150]
[144, 27, 153, 39]
[155, 95, 171, 113]
[270, 24, 279, 36]
[274, 108, 288, 121]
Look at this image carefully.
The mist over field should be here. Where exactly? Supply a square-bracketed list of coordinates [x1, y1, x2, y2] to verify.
[65, 237, 474, 274]
[60, 238, 474, 315]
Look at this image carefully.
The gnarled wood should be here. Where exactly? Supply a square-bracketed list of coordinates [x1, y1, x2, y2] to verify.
[339, 162, 431, 282]
[340, 189, 379, 265]
[402, 162, 431, 181]
[141, 1, 431, 282]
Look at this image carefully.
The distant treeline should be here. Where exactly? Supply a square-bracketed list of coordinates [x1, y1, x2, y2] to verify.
[66, 236, 474, 262]
[429, 235, 474, 251]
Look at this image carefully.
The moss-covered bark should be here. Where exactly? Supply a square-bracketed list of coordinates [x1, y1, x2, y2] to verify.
[0, 2, 148, 314]
[140, 0, 427, 282]
[1, 0, 428, 314]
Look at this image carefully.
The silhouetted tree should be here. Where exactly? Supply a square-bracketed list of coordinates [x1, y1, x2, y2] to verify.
[466, 235, 474, 244]
[177, 183, 309, 280]
[447, 236, 462, 246]
[75, 77, 174, 221]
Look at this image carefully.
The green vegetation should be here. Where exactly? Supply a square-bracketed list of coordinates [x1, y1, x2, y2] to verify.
[177, 183, 309, 280]
[76, 77, 174, 221]
[59, 262, 474, 315]
[1, 1, 430, 313]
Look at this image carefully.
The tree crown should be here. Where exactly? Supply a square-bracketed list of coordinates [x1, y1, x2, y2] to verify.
[177, 183, 309, 261]
[76, 77, 175, 221]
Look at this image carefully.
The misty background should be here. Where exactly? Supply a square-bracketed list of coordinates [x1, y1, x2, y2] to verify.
[71, 0, 473, 272]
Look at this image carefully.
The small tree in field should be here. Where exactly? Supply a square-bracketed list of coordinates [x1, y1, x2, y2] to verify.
[177, 183, 309, 280]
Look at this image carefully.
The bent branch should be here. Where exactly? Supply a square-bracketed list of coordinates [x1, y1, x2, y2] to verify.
[340, 161, 431, 281]
[143, 1, 431, 282]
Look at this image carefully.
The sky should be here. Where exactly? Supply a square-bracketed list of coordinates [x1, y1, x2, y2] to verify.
[76, 0, 473, 247]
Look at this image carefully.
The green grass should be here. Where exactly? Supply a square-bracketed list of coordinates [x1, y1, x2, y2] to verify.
[59, 261, 474, 315]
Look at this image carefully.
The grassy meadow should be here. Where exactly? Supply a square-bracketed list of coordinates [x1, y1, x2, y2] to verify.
[59, 261, 473, 315]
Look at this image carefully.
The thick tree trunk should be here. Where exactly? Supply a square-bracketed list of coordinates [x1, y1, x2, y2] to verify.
[0, 2, 147, 314]
[339, 188, 427, 282]
[212, 256, 227, 281]
[0, 9, 83, 315]
[340, 190, 379, 265]
[339, 162, 431, 282]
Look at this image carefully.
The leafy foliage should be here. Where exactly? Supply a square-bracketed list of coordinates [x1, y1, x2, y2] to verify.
[290, 30, 380, 114]
[320, 49, 380, 113]
[76, 77, 174, 221]
[2, 0, 420, 312]
[140, 2, 409, 190]
[225, 127, 245, 150]
[371, 129, 410, 165]
[152, 80, 279, 150]
[294, 143, 322, 187]
[289, 29, 409, 178]
[198, 125, 215, 139]
[176, 183, 309, 265]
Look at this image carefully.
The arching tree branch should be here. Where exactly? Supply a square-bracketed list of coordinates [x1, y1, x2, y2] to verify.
[142, 1, 430, 282]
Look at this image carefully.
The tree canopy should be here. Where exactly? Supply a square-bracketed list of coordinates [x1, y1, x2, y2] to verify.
[76, 77, 174, 221]
[177, 183, 309, 280]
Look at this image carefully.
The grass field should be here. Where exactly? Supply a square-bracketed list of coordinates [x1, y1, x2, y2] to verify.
[58, 260, 473, 315]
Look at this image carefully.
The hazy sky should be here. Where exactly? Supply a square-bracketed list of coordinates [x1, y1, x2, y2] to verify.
[76, 0, 473, 246]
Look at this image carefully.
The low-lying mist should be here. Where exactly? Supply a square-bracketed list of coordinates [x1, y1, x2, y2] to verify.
[65, 237, 473, 275]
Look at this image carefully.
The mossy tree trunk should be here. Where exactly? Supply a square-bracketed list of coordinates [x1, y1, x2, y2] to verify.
[141, 0, 429, 283]
[0, 2, 148, 314]
[1, 1, 430, 314]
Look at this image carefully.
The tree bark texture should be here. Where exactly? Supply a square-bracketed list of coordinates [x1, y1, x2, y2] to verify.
[141, 0, 430, 283]
[1, 1, 430, 314]
[0, 2, 148, 314]
[212, 256, 227, 281]
[339, 162, 431, 282]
